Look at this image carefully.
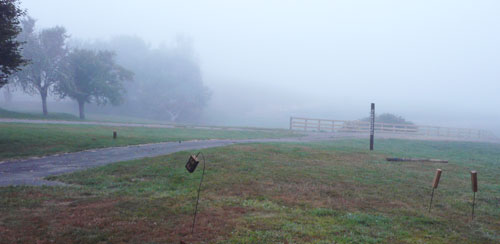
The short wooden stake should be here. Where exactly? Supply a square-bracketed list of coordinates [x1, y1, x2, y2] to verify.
[113, 131, 117, 139]
[429, 169, 442, 212]
[432, 169, 442, 189]
[471, 171, 478, 220]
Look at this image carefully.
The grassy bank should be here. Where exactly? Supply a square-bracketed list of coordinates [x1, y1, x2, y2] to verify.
[0, 107, 79, 120]
[1, 139, 499, 243]
[0, 122, 299, 161]
[0, 107, 176, 124]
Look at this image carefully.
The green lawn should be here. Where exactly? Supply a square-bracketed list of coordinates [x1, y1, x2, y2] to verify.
[0, 107, 182, 124]
[0, 107, 79, 120]
[0, 122, 299, 161]
[1, 139, 499, 243]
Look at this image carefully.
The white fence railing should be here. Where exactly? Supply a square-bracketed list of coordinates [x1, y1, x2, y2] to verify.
[289, 117, 497, 142]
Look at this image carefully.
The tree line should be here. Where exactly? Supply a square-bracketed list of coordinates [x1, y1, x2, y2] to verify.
[1, 0, 210, 121]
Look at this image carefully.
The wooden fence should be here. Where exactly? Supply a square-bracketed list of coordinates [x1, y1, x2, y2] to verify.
[289, 117, 498, 142]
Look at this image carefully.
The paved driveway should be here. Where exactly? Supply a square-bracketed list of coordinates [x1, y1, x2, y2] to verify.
[0, 134, 337, 186]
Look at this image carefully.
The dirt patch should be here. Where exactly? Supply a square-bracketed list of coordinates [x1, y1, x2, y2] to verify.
[1, 194, 251, 244]
[167, 206, 248, 243]
[55, 199, 118, 228]
[4, 189, 51, 199]
[0, 198, 119, 243]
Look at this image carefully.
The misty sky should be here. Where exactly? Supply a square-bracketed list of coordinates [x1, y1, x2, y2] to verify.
[18, 0, 500, 131]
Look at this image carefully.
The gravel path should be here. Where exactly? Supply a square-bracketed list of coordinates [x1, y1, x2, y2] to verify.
[0, 134, 337, 186]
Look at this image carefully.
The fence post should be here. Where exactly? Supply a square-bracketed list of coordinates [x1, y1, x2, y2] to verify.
[305, 119, 308, 131]
[370, 103, 375, 151]
[318, 119, 321, 131]
[332, 121, 334, 133]
[289, 117, 292, 130]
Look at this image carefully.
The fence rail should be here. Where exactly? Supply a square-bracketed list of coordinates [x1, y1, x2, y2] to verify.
[289, 117, 497, 142]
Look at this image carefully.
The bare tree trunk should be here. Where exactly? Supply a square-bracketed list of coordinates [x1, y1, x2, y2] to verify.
[41, 92, 48, 116]
[78, 100, 85, 119]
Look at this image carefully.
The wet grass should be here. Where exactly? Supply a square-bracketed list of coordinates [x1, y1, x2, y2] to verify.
[0, 107, 80, 120]
[1, 139, 499, 243]
[0, 122, 299, 161]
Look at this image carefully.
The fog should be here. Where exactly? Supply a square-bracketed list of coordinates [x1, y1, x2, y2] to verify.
[9, 0, 500, 132]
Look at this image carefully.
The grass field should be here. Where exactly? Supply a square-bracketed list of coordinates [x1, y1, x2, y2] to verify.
[0, 107, 80, 120]
[0, 123, 299, 161]
[0, 107, 181, 124]
[1, 139, 499, 243]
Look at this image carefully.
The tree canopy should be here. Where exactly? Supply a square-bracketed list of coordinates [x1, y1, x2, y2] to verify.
[56, 49, 133, 119]
[0, 0, 26, 87]
[13, 17, 68, 115]
[82, 36, 211, 122]
[362, 113, 413, 125]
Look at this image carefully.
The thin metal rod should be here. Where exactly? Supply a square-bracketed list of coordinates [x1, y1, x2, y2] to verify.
[428, 188, 435, 213]
[471, 191, 476, 220]
[191, 152, 206, 234]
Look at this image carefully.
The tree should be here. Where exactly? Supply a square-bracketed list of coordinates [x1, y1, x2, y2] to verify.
[56, 49, 133, 119]
[0, 0, 26, 87]
[13, 17, 68, 115]
[362, 113, 413, 124]
[84, 36, 211, 122]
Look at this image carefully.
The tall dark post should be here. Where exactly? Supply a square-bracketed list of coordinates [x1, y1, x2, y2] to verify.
[370, 103, 375, 151]
[471, 171, 478, 220]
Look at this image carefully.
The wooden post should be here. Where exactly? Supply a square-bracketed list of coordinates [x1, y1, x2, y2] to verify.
[370, 103, 375, 151]
[471, 171, 477, 220]
[429, 169, 442, 212]
[433, 169, 442, 189]
[289, 117, 292, 130]
[318, 119, 321, 131]
[304, 119, 308, 131]
[471, 171, 478, 192]
[331, 121, 335, 133]
[113, 131, 117, 139]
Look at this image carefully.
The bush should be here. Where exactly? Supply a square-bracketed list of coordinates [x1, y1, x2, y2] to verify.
[361, 113, 413, 125]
